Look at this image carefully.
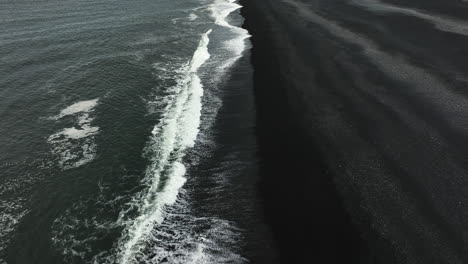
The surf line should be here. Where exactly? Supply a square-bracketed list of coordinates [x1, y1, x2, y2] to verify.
[115, 29, 212, 264]
[211, 0, 251, 68]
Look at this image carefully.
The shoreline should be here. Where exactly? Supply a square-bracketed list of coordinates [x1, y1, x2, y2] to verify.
[239, 1, 370, 263]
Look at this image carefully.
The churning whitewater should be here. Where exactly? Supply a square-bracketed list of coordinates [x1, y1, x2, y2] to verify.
[108, 0, 253, 260]
[115, 30, 212, 264]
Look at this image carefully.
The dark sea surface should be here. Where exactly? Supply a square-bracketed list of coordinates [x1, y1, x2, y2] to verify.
[0, 0, 278, 263]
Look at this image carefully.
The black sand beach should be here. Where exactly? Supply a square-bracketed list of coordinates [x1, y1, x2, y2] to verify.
[241, 0, 468, 263]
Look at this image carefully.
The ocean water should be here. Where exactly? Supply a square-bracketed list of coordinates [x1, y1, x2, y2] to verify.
[0, 0, 277, 263]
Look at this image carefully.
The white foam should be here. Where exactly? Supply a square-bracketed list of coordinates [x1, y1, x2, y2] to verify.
[211, 1, 240, 28]
[59, 125, 99, 140]
[210, 0, 251, 69]
[48, 137, 98, 169]
[140, 212, 246, 264]
[114, 30, 212, 264]
[48, 99, 99, 169]
[49, 114, 99, 141]
[189, 13, 198, 21]
[55, 99, 99, 119]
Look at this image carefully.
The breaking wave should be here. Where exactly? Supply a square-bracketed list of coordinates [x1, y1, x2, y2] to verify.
[110, 30, 221, 264]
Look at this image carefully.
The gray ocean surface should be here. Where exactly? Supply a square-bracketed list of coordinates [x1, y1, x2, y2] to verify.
[0, 0, 278, 263]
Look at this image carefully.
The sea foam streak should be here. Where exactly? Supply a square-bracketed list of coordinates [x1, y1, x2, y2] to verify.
[54, 99, 99, 119]
[115, 30, 212, 264]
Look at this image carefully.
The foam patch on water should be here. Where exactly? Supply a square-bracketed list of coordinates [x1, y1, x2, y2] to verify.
[53, 99, 99, 119]
[189, 13, 199, 21]
[48, 99, 99, 169]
